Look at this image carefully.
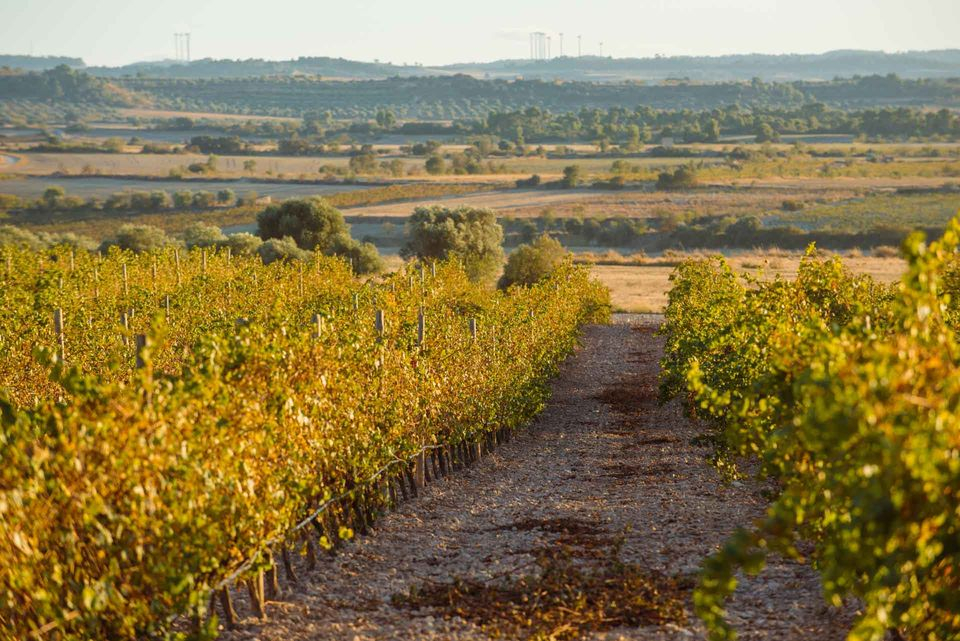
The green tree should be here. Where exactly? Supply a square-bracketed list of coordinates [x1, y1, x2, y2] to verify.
[256, 197, 382, 273]
[109, 224, 173, 253]
[401, 206, 504, 284]
[182, 222, 226, 249]
[499, 234, 570, 288]
[425, 154, 446, 175]
[561, 165, 582, 188]
[257, 237, 312, 264]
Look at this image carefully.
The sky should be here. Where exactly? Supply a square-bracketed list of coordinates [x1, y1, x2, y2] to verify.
[1, 0, 958, 67]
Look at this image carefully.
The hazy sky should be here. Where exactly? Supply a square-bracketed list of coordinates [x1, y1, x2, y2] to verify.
[2, 0, 958, 67]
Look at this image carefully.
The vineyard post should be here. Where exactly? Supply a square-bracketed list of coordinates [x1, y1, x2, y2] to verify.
[353, 292, 359, 311]
[375, 309, 385, 340]
[202, 249, 207, 274]
[135, 334, 147, 369]
[69, 249, 75, 273]
[469, 317, 477, 340]
[164, 295, 171, 322]
[175, 249, 182, 286]
[121, 312, 130, 346]
[93, 265, 100, 300]
[57, 275, 63, 292]
[226, 246, 232, 262]
[53, 308, 65, 362]
[122, 263, 129, 296]
[151, 259, 158, 290]
[430, 262, 436, 277]
[312, 313, 323, 338]
[417, 307, 425, 347]
[5, 252, 11, 279]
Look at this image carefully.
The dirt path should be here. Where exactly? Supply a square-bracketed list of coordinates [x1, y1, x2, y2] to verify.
[223, 315, 852, 641]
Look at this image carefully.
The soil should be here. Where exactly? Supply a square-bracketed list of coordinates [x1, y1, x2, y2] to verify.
[219, 314, 855, 640]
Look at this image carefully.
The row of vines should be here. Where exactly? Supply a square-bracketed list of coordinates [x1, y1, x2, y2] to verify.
[659, 219, 960, 640]
[0, 246, 610, 640]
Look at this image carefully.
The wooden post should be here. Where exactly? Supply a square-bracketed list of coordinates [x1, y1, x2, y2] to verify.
[430, 262, 436, 277]
[121, 312, 130, 346]
[53, 308, 65, 361]
[93, 265, 100, 300]
[122, 263, 129, 296]
[353, 292, 359, 311]
[375, 309, 385, 339]
[164, 295, 171, 322]
[299, 263, 305, 297]
[226, 246, 232, 262]
[417, 307, 425, 347]
[201, 249, 207, 274]
[469, 317, 477, 340]
[135, 334, 147, 369]
[175, 249, 182, 286]
[419, 262, 425, 284]
[312, 313, 323, 338]
[57, 275, 63, 292]
[151, 259, 158, 288]
[69, 249, 75, 273]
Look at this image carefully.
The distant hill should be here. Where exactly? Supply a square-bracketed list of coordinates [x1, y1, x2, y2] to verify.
[0, 55, 85, 72]
[441, 50, 960, 82]
[0, 66, 145, 106]
[88, 56, 444, 80]
[3, 50, 960, 82]
[86, 50, 960, 82]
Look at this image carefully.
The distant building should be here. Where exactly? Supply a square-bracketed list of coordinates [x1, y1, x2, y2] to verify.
[660, 136, 675, 148]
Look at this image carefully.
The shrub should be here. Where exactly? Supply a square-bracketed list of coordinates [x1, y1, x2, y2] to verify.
[108, 224, 174, 253]
[222, 232, 263, 257]
[182, 223, 226, 249]
[425, 154, 446, 175]
[401, 206, 505, 284]
[656, 165, 699, 190]
[499, 234, 570, 288]
[515, 174, 542, 188]
[561, 165, 582, 188]
[257, 236, 312, 264]
[257, 198, 383, 274]
[0, 225, 43, 250]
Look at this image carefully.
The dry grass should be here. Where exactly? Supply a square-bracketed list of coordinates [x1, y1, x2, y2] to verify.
[590, 253, 907, 313]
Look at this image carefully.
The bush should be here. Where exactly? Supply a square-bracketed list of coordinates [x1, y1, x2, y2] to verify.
[257, 236, 312, 264]
[425, 154, 446, 175]
[656, 165, 699, 190]
[499, 234, 570, 288]
[256, 198, 383, 274]
[401, 206, 504, 284]
[257, 197, 350, 252]
[515, 174, 542, 188]
[108, 224, 174, 253]
[0, 225, 43, 250]
[561, 165, 582, 188]
[182, 223, 226, 249]
[222, 232, 263, 257]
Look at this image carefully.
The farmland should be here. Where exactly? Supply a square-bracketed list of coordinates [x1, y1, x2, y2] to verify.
[1, 38, 960, 641]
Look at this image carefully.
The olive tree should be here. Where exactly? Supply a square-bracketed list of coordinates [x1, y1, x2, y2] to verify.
[401, 206, 504, 284]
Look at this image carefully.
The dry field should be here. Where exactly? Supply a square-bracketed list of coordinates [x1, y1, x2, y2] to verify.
[591, 253, 907, 313]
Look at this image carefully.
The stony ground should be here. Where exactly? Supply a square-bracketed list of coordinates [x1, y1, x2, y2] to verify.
[220, 315, 854, 640]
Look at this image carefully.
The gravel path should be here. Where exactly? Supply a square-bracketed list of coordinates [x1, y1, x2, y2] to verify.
[222, 315, 852, 640]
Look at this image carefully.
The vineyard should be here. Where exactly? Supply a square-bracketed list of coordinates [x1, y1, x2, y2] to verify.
[0, 246, 609, 640]
[659, 221, 960, 639]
